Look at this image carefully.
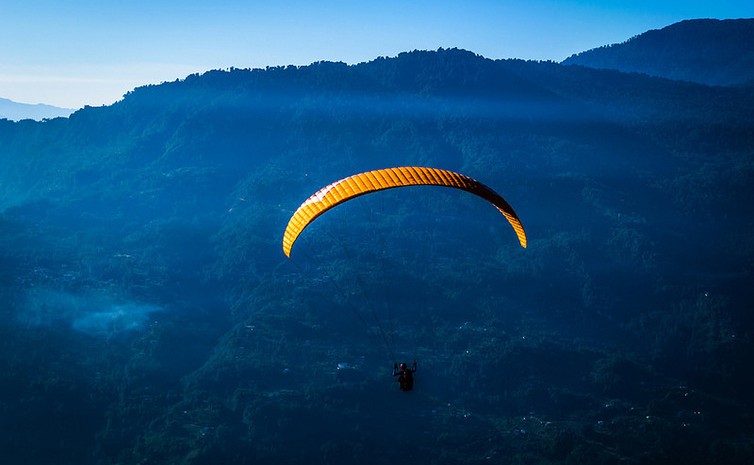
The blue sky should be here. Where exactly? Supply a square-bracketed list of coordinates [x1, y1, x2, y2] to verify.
[1, 0, 751, 109]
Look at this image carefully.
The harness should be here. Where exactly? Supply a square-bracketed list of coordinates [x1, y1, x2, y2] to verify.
[398, 370, 414, 391]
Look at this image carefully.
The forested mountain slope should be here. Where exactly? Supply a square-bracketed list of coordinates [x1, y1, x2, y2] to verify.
[0, 45, 753, 464]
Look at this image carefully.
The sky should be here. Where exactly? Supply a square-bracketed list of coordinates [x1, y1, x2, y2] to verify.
[1, 0, 751, 109]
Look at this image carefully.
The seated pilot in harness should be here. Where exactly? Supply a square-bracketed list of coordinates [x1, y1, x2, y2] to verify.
[392, 361, 417, 391]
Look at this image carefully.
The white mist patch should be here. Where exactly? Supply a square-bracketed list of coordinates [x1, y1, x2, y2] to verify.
[71, 302, 163, 336]
[18, 288, 163, 337]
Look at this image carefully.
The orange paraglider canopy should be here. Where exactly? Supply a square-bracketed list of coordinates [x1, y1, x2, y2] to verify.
[282, 166, 527, 257]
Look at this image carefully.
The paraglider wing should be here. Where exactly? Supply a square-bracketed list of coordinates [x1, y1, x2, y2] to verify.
[282, 166, 527, 257]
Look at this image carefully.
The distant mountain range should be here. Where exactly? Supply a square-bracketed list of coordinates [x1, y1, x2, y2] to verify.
[0, 97, 74, 121]
[563, 18, 754, 86]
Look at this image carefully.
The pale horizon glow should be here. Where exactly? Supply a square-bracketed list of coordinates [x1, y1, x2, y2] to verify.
[1, 0, 751, 109]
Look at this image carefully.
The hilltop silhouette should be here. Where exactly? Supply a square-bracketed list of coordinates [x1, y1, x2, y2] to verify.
[563, 18, 754, 86]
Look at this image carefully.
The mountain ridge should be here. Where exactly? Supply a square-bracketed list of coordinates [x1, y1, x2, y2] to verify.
[562, 18, 754, 86]
[4, 18, 752, 113]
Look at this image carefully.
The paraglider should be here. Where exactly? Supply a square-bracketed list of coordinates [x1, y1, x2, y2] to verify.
[282, 166, 527, 257]
[281, 167, 527, 390]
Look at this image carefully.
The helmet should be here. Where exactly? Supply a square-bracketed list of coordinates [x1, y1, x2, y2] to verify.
[399, 363, 407, 370]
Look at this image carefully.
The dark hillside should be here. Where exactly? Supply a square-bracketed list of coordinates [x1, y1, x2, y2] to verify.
[0, 48, 753, 464]
[563, 18, 754, 86]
